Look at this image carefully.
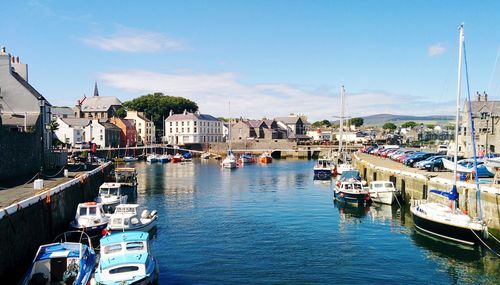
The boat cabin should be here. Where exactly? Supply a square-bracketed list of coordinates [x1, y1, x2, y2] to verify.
[75, 202, 106, 220]
[97, 232, 152, 281]
[369, 181, 395, 191]
[315, 159, 332, 168]
[109, 204, 140, 228]
[99, 183, 122, 197]
[339, 181, 366, 194]
[115, 168, 137, 186]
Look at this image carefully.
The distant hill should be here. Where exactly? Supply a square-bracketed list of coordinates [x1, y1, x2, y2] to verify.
[361, 114, 454, 126]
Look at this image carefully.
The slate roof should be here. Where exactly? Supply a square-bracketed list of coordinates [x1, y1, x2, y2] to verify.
[166, 113, 220, 122]
[51, 107, 74, 117]
[60, 118, 90, 127]
[101, 122, 121, 130]
[1, 113, 39, 127]
[247, 120, 264, 128]
[468, 100, 500, 115]
[275, 116, 302, 124]
[11, 69, 52, 106]
[81, 96, 122, 112]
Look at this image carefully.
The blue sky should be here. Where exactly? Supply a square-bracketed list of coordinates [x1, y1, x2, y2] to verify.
[1, 0, 499, 121]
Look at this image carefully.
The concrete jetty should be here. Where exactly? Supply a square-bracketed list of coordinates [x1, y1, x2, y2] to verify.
[353, 153, 500, 235]
[0, 162, 113, 283]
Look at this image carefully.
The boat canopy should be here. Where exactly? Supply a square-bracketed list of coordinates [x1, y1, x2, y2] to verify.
[36, 243, 81, 261]
[430, 185, 459, 201]
[100, 231, 149, 246]
[339, 170, 361, 181]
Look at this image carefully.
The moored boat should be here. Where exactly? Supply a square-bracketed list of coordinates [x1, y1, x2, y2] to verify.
[95, 183, 128, 214]
[201, 152, 211, 159]
[146, 154, 158, 163]
[334, 179, 371, 205]
[123, 156, 138, 162]
[171, 153, 183, 163]
[259, 152, 272, 164]
[313, 159, 333, 180]
[19, 231, 96, 285]
[222, 149, 237, 169]
[69, 202, 109, 239]
[114, 167, 138, 198]
[107, 204, 158, 233]
[158, 154, 170, 163]
[368, 181, 401, 204]
[92, 231, 158, 285]
[239, 153, 256, 164]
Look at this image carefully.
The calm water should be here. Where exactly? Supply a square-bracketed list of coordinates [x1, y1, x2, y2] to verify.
[128, 160, 498, 285]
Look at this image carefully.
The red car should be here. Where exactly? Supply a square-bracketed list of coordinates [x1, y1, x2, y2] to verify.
[381, 148, 399, 158]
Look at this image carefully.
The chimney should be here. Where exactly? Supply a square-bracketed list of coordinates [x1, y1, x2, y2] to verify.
[476, 91, 481, 102]
[484, 91, 488, 102]
[0, 47, 6, 54]
[169, 110, 173, 117]
[11, 55, 29, 82]
[183, 109, 187, 115]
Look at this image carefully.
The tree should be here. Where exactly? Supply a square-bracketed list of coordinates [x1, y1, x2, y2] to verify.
[122, 92, 199, 134]
[312, 119, 332, 128]
[321, 119, 331, 127]
[426, 124, 436, 129]
[116, 106, 127, 118]
[349, 117, 364, 127]
[401, 121, 417, 128]
[49, 119, 59, 131]
[382, 122, 397, 130]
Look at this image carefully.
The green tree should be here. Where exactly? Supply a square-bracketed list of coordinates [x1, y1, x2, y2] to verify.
[116, 106, 127, 118]
[401, 121, 417, 128]
[426, 124, 436, 129]
[348, 117, 364, 127]
[382, 122, 397, 130]
[321, 119, 331, 127]
[123, 92, 199, 135]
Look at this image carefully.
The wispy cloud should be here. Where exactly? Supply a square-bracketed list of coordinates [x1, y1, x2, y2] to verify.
[81, 28, 186, 52]
[428, 43, 446, 57]
[99, 70, 452, 121]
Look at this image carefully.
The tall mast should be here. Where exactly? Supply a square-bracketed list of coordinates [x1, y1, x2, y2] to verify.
[453, 24, 464, 185]
[228, 101, 231, 149]
[338, 86, 345, 158]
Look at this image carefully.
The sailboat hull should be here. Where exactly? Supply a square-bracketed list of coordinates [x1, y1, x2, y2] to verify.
[411, 207, 487, 246]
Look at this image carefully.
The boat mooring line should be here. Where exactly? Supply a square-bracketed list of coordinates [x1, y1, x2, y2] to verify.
[470, 229, 500, 258]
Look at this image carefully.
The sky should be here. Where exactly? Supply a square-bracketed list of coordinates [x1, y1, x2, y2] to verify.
[1, 0, 500, 121]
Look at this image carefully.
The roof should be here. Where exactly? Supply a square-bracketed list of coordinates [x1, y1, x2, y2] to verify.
[247, 120, 264, 128]
[1, 113, 39, 127]
[99, 252, 149, 270]
[468, 100, 500, 115]
[81, 96, 122, 112]
[100, 231, 149, 246]
[275, 116, 302, 124]
[11, 70, 52, 106]
[101, 122, 121, 130]
[60, 118, 90, 127]
[51, 106, 74, 117]
[36, 243, 81, 261]
[166, 112, 220, 122]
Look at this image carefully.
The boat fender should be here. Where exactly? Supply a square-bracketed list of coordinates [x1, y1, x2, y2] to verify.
[150, 210, 158, 218]
[141, 210, 150, 219]
[131, 217, 139, 224]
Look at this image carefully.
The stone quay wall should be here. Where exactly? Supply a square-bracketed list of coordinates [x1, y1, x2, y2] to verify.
[0, 162, 113, 283]
[0, 130, 41, 182]
[353, 153, 500, 234]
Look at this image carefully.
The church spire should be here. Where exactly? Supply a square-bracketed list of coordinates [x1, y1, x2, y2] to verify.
[93, 81, 99, 97]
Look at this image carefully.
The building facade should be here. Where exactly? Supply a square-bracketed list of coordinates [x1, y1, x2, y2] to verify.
[125, 111, 155, 145]
[54, 118, 90, 146]
[74, 83, 122, 119]
[84, 120, 121, 148]
[275, 115, 306, 139]
[164, 110, 223, 145]
[110, 117, 137, 147]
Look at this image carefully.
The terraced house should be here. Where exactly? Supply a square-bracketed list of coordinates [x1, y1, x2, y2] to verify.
[164, 110, 222, 145]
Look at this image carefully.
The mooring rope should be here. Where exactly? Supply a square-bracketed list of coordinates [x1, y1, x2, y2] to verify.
[470, 229, 500, 258]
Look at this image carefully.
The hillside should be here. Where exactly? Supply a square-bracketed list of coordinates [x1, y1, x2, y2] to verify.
[361, 114, 454, 126]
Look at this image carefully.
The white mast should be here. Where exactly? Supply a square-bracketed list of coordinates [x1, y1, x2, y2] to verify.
[453, 24, 464, 184]
[338, 86, 345, 161]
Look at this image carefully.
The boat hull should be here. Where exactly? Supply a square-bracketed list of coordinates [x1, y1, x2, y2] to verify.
[313, 169, 332, 180]
[334, 190, 370, 205]
[411, 207, 486, 245]
[260, 157, 272, 163]
[108, 218, 157, 233]
[369, 191, 395, 205]
[70, 222, 107, 239]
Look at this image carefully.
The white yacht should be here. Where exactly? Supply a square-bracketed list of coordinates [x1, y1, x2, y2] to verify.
[70, 202, 110, 239]
[95, 183, 128, 213]
[107, 204, 158, 233]
[368, 181, 400, 205]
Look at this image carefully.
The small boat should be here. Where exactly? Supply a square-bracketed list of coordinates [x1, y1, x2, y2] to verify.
[214, 155, 222, 160]
[442, 158, 494, 178]
[95, 183, 128, 213]
[19, 231, 96, 285]
[336, 162, 354, 175]
[114, 167, 138, 198]
[222, 149, 237, 169]
[158, 154, 170, 163]
[334, 171, 370, 205]
[368, 181, 401, 205]
[123, 156, 138, 162]
[146, 154, 158, 163]
[201, 152, 211, 159]
[171, 153, 183, 163]
[239, 153, 256, 164]
[313, 159, 333, 180]
[92, 232, 158, 285]
[107, 204, 158, 233]
[259, 152, 273, 163]
[183, 152, 193, 159]
[69, 202, 110, 239]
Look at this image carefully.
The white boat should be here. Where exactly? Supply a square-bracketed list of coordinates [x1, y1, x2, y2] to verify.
[95, 183, 128, 213]
[313, 159, 333, 180]
[158, 154, 170, 163]
[239, 153, 256, 164]
[146, 154, 158, 163]
[222, 149, 237, 169]
[107, 204, 158, 233]
[201, 152, 211, 159]
[70, 202, 110, 239]
[336, 163, 354, 175]
[368, 181, 400, 205]
[92, 231, 158, 285]
[334, 86, 353, 175]
[123, 156, 138, 162]
[484, 157, 500, 173]
[410, 24, 489, 246]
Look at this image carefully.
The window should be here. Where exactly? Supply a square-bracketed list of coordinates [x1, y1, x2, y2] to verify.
[176, 122, 178, 126]
[139, 123, 142, 127]
[170, 128, 172, 133]
[104, 244, 122, 254]
[181, 128, 184, 133]
[109, 266, 139, 274]
[187, 128, 190, 133]
[182, 122, 184, 126]
[194, 127, 197, 133]
[79, 207, 87, 216]
[176, 128, 178, 132]
[138, 129, 142, 133]
[126, 242, 145, 251]
[194, 121, 197, 126]
[89, 207, 97, 215]
[170, 122, 172, 126]
[100, 135, 103, 140]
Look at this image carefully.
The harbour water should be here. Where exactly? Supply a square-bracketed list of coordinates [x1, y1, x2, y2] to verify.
[128, 160, 498, 284]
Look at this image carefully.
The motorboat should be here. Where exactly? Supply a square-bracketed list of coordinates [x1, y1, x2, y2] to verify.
[107, 204, 158, 233]
[95, 183, 128, 213]
[368, 181, 401, 205]
[222, 149, 237, 169]
[259, 152, 273, 164]
[201, 152, 211, 159]
[114, 167, 138, 198]
[146, 154, 158, 163]
[442, 158, 494, 178]
[214, 155, 222, 160]
[158, 154, 170, 163]
[334, 179, 371, 205]
[336, 162, 354, 175]
[171, 153, 183, 163]
[92, 232, 158, 285]
[123, 156, 138, 162]
[313, 159, 333, 180]
[239, 153, 256, 164]
[19, 231, 96, 285]
[69, 202, 109, 239]
[183, 152, 193, 159]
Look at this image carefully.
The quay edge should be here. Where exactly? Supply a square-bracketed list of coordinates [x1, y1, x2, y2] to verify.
[0, 162, 113, 283]
[353, 153, 500, 236]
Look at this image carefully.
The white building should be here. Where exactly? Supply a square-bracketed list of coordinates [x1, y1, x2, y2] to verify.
[164, 110, 223, 145]
[53, 118, 89, 146]
[306, 129, 332, 141]
[125, 111, 156, 145]
[84, 120, 120, 148]
[334, 130, 368, 144]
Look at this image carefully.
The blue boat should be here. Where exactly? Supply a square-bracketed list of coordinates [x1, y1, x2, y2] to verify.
[19, 231, 96, 285]
[334, 170, 370, 205]
[313, 159, 334, 180]
[93, 231, 158, 285]
[183, 152, 193, 159]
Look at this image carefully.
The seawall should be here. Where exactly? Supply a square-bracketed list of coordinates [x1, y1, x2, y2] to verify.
[0, 162, 113, 282]
[353, 153, 500, 235]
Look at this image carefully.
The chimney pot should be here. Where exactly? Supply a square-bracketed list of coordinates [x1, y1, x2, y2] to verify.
[1, 47, 5, 54]
[484, 91, 488, 102]
[16, 56, 19, 63]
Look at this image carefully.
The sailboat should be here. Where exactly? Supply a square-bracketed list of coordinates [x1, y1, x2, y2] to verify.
[336, 86, 354, 175]
[410, 24, 489, 246]
[222, 102, 237, 169]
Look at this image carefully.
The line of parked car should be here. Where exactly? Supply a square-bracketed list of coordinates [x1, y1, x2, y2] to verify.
[360, 145, 497, 178]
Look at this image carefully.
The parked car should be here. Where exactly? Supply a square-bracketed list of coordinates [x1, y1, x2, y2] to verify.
[381, 148, 399, 158]
[416, 155, 445, 169]
[404, 152, 437, 167]
[394, 150, 416, 162]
